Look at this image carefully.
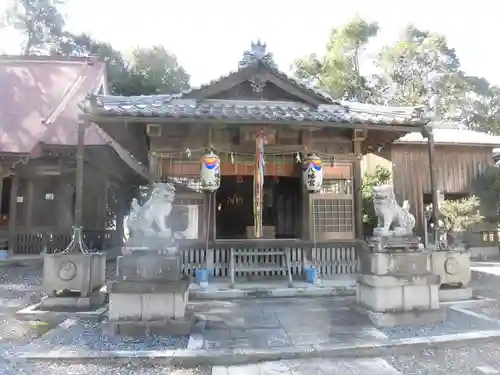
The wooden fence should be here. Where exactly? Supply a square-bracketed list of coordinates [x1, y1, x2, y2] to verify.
[179, 240, 361, 277]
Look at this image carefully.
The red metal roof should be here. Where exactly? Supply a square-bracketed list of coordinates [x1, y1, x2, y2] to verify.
[0, 55, 106, 153]
[0, 56, 148, 180]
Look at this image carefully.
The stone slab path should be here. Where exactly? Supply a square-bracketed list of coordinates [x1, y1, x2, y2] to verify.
[212, 358, 402, 375]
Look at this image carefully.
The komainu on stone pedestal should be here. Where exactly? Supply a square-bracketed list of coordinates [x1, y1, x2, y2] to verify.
[104, 182, 193, 336]
[356, 185, 444, 327]
[372, 184, 416, 237]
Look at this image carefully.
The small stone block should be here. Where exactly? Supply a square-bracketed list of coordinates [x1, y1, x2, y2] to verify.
[102, 315, 194, 336]
[109, 293, 142, 321]
[356, 305, 446, 327]
[476, 365, 500, 374]
[439, 287, 473, 302]
[40, 291, 105, 309]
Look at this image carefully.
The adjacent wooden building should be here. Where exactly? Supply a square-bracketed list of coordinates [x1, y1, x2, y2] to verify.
[80, 42, 431, 278]
[0, 56, 148, 254]
[363, 126, 500, 250]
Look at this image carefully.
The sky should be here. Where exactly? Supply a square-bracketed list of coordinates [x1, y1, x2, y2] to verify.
[0, 0, 498, 87]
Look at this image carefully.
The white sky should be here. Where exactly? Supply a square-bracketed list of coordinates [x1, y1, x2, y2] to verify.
[0, 0, 497, 87]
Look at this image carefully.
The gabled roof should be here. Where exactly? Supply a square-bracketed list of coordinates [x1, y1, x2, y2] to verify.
[80, 42, 427, 131]
[0, 55, 106, 153]
[0, 55, 148, 179]
[181, 41, 333, 105]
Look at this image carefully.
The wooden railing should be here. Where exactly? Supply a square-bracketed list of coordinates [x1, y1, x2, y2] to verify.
[178, 239, 361, 278]
[14, 229, 121, 254]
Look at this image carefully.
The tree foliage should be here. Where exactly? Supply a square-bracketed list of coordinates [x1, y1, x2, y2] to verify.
[293, 16, 379, 101]
[440, 196, 483, 233]
[292, 17, 500, 134]
[4, 0, 66, 55]
[473, 166, 500, 218]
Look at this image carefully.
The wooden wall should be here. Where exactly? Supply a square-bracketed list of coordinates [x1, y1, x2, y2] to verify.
[363, 145, 495, 236]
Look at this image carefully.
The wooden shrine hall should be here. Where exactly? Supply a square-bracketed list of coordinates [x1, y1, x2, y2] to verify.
[80, 41, 437, 280]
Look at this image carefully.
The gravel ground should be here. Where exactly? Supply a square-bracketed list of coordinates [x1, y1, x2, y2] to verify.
[4, 260, 500, 374]
[2, 362, 210, 375]
[21, 319, 187, 352]
[387, 344, 500, 374]
[379, 309, 500, 340]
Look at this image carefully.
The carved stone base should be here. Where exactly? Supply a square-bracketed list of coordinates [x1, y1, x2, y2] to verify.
[357, 237, 443, 327]
[106, 280, 191, 336]
[43, 252, 106, 297]
[106, 247, 190, 336]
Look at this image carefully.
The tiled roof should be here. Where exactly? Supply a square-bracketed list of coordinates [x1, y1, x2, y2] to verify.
[83, 97, 427, 127]
[396, 128, 500, 146]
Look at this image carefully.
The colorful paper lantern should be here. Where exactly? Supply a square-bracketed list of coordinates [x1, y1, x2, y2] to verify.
[200, 151, 220, 192]
[302, 153, 323, 193]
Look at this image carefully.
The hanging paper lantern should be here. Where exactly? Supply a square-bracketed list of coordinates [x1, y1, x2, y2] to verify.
[200, 151, 220, 192]
[302, 153, 323, 193]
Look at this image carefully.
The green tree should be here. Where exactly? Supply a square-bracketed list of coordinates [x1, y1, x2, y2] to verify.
[51, 32, 132, 95]
[440, 196, 483, 234]
[376, 25, 500, 133]
[375, 25, 461, 109]
[292, 16, 379, 101]
[473, 166, 500, 217]
[52, 35, 191, 96]
[362, 165, 392, 230]
[4, 0, 66, 55]
[127, 45, 190, 95]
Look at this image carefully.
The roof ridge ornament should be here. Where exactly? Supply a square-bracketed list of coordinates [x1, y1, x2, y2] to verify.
[238, 40, 278, 69]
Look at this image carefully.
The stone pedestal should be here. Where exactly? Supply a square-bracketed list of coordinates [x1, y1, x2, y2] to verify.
[430, 248, 472, 302]
[356, 236, 445, 327]
[42, 252, 106, 309]
[104, 247, 192, 336]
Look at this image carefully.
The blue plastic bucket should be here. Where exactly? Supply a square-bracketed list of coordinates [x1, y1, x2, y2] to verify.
[304, 268, 318, 284]
[0, 250, 8, 260]
[196, 268, 209, 287]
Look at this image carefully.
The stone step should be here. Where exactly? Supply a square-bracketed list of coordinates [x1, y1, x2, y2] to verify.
[212, 357, 402, 375]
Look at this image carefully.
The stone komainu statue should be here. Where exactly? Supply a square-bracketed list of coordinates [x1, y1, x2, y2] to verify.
[372, 184, 416, 237]
[127, 182, 181, 247]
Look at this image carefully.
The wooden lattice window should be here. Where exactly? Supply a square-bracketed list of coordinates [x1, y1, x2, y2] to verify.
[311, 178, 354, 240]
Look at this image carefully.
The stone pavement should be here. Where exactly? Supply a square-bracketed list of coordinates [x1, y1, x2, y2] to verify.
[213, 358, 403, 374]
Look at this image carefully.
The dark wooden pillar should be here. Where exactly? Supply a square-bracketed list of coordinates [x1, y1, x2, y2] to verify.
[115, 188, 126, 247]
[61, 117, 89, 253]
[300, 129, 312, 241]
[25, 179, 34, 228]
[0, 176, 4, 216]
[352, 134, 365, 240]
[8, 174, 19, 255]
[423, 125, 440, 244]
